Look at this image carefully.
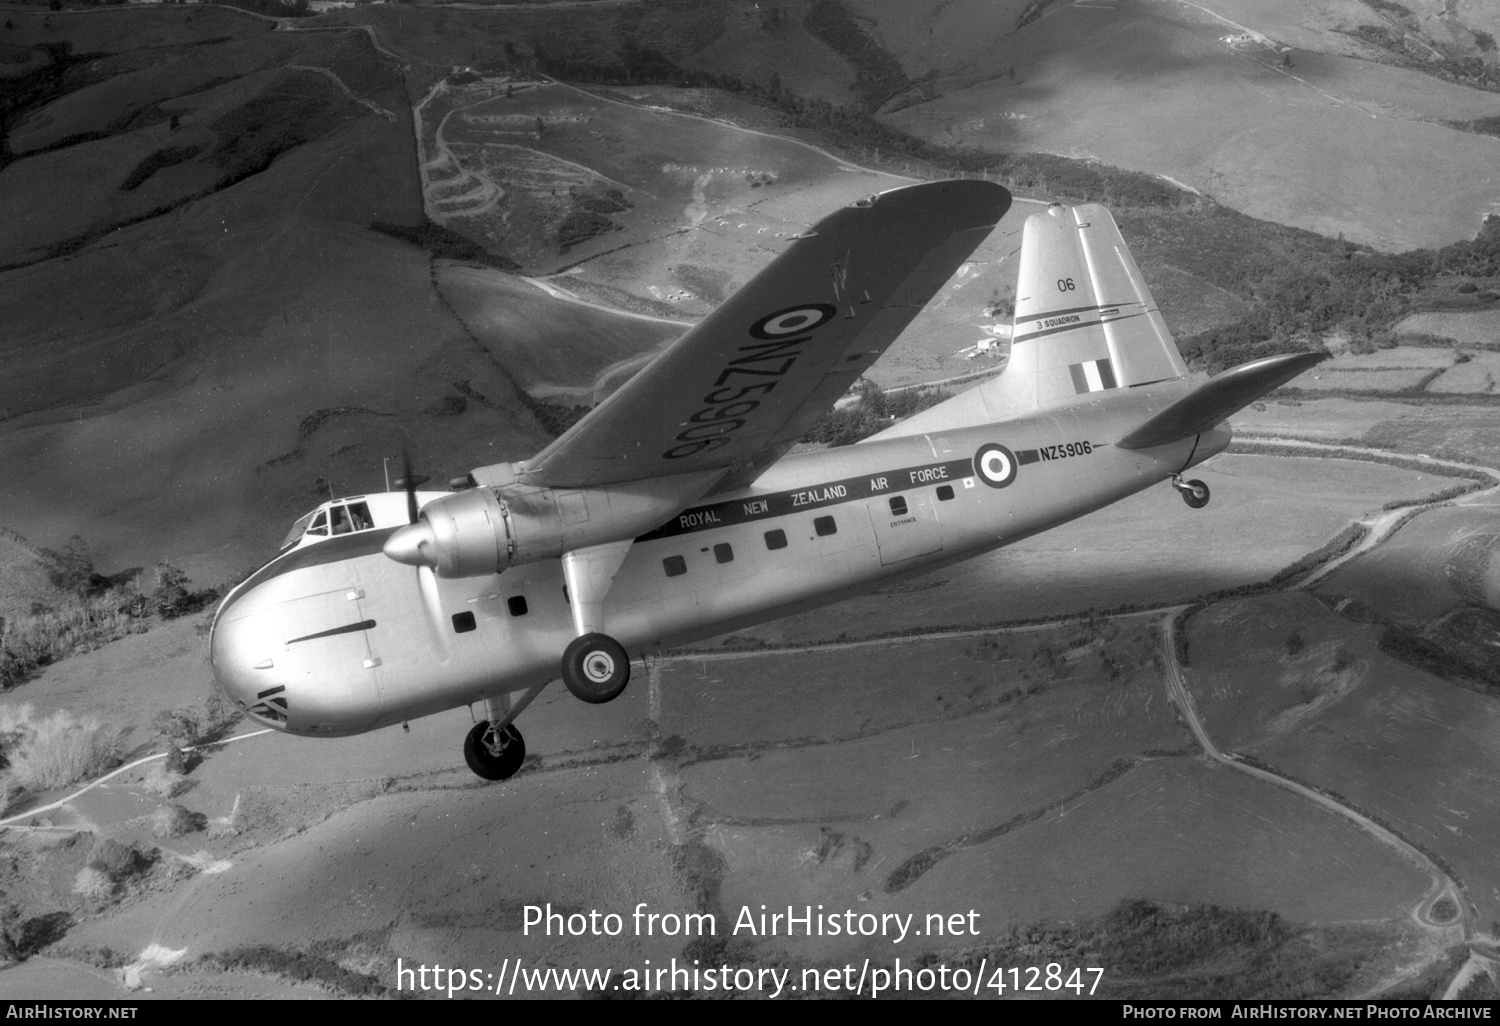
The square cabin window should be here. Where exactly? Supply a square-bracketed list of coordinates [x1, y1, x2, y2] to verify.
[814, 515, 837, 537]
[507, 596, 528, 617]
[714, 543, 734, 564]
[663, 555, 688, 577]
[888, 496, 908, 516]
[452, 611, 477, 633]
[764, 529, 787, 551]
[937, 484, 955, 501]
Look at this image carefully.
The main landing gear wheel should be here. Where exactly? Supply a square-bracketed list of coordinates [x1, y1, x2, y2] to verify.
[464, 721, 526, 780]
[561, 633, 630, 704]
[1173, 477, 1210, 509]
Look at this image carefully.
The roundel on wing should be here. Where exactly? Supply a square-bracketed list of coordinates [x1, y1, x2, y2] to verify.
[973, 443, 1018, 488]
[749, 304, 837, 339]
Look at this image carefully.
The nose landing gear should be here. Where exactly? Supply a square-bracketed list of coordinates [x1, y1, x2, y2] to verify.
[1171, 475, 1210, 509]
[465, 721, 525, 780]
[463, 683, 547, 781]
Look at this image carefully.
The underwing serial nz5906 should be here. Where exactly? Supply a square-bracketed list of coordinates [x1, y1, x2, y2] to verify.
[211, 181, 1323, 779]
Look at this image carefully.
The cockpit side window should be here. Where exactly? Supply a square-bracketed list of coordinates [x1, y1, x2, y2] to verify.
[307, 510, 329, 538]
[330, 505, 352, 536]
[347, 502, 373, 532]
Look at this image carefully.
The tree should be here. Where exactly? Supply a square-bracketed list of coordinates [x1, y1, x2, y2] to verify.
[152, 562, 191, 618]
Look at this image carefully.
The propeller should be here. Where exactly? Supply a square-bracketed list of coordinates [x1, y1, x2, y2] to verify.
[387, 451, 447, 655]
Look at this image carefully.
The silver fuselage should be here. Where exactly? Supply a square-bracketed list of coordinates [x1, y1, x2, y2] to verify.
[210, 385, 1226, 736]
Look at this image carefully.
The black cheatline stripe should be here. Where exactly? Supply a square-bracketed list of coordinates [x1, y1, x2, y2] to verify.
[636, 457, 975, 542]
[1016, 449, 1041, 465]
[286, 619, 376, 645]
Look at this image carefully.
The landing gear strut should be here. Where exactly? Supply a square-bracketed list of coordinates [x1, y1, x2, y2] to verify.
[558, 542, 634, 704]
[1171, 475, 1210, 509]
[463, 684, 547, 780]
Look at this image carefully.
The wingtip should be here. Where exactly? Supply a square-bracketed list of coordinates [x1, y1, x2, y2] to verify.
[868, 179, 1012, 226]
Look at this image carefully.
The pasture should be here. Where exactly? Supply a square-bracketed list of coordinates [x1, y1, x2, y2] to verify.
[880, 0, 1500, 250]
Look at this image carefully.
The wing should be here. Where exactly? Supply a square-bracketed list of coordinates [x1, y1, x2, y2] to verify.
[519, 180, 1011, 490]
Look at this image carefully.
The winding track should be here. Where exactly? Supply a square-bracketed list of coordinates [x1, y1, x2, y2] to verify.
[1158, 606, 1470, 938]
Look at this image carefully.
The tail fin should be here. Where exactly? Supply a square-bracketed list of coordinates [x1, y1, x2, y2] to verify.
[875, 201, 1188, 439]
[998, 202, 1186, 409]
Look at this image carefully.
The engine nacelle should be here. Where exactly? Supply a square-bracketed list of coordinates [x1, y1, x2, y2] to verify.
[383, 472, 716, 578]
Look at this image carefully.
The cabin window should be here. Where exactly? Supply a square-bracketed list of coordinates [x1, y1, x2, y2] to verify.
[306, 510, 329, 537]
[507, 596, 528, 617]
[452, 611, 476, 633]
[663, 555, 688, 577]
[764, 529, 787, 550]
[714, 543, 734, 564]
[814, 515, 837, 537]
[937, 485, 955, 501]
[888, 496, 908, 516]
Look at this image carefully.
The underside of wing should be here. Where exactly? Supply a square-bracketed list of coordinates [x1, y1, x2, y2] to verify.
[519, 180, 1011, 490]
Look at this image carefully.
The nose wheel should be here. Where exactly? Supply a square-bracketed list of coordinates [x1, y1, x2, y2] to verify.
[561, 633, 630, 704]
[1172, 475, 1210, 509]
[464, 721, 526, 780]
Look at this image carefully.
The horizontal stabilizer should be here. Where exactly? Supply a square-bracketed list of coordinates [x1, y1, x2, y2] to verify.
[1116, 351, 1328, 450]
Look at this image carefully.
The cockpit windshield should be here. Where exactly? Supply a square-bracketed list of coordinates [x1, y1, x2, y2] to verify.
[280, 512, 316, 551]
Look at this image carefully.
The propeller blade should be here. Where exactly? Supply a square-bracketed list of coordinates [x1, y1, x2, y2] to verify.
[417, 564, 449, 653]
[402, 451, 418, 525]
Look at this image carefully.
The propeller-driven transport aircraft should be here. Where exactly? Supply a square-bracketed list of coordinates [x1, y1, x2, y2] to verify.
[211, 180, 1324, 779]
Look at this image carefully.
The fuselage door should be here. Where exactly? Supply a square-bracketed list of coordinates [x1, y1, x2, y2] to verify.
[867, 491, 944, 566]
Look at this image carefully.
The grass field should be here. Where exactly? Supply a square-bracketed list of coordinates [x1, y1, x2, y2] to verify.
[1319, 505, 1500, 620]
[902, 757, 1430, 932]
[1397, 309, 1500, 350]
[436, 265, 681, 399]
[1428, 353, 1500, 394]
[1296, 368, 1436, 393]
[1185, 593, 1500, 930]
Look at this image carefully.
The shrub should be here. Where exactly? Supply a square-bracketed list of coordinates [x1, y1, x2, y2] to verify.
[141, 763, 187, 799]
[71, 867, 113, 901]
[152, 803, 205, 839]
[153, 683, 242, 750]
[0, 705, 123, 791]
[38, 536, 109, 597]
[88, 838, 148, 881]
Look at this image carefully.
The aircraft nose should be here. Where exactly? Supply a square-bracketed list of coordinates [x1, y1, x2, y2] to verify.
[384, 521, 437, 569]
[210, 603, 287, 729]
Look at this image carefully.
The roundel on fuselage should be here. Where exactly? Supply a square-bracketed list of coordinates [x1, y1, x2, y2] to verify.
[974, 443, 1018, 488]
